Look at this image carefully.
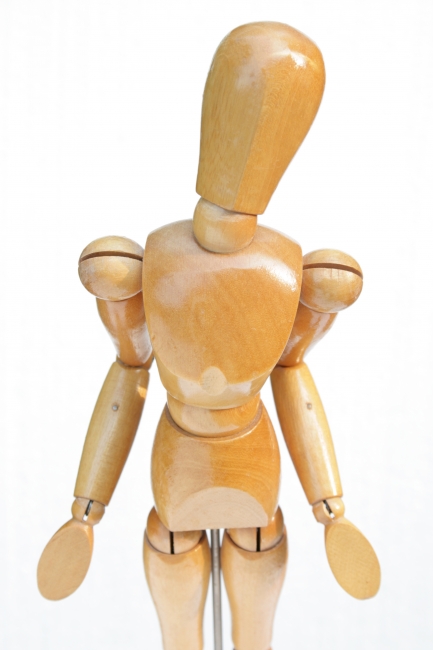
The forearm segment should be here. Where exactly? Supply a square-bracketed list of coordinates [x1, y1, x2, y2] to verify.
[271, 362, 342, 504]
[74, 360, 149, 505]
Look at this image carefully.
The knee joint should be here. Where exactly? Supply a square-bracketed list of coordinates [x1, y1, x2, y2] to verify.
[146, 507, 202, 554]
[227, 507, 284, 552]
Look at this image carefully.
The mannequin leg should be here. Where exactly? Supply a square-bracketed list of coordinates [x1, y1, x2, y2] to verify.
[222, 507, 288, 650]
[143, 508, 211, 650]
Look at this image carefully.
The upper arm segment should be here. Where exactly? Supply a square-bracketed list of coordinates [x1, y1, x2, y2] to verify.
[278, 249, 362, 366]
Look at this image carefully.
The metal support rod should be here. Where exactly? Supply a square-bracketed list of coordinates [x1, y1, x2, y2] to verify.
[211, 529, 223, 650]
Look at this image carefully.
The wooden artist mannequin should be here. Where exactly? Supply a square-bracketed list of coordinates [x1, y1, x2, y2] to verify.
[37, 22, 380, 650]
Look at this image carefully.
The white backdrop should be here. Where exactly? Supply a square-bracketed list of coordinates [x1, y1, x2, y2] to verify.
[1, 1, 432, 648]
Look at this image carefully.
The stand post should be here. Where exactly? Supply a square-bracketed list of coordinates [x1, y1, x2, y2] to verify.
[211, 529, 223, 650]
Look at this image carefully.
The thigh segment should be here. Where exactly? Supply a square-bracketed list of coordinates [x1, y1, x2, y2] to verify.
[143, 508, 210, 650]
[223, 507, 288, 650]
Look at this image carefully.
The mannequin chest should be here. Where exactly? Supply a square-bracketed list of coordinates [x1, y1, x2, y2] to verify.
[143, 220, 302, 408]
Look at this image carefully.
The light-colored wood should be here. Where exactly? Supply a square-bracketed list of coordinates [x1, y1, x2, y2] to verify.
[97, 292, 153, 368]
[227, 526, 258, 553]
[222, 529, 288, 650]
[271, 362, 342, 504]
[151, 402, 280, 531]
[197, 22, 325, 215]
[228, 506, 284, 552]
[143, 220, 302, 408]
[146, 506, 172, 555]
[37, 518, 93, 600]
[167, 392, 261, 436]
[300, 249, 363, 313]
[79, 235, 143, 301]
[324, 517, 380, 599]
[38, 22, 380, 645]
[143, 532, 210, 650]
[74, 361, 149, 505]
[260, 506, 284, 551]
[71, 497, 105, 525]
[146, 507, 202, 555]
[278, 301, 337, 367]
[312, 497, 345, 525]
[325, 496, 345, 518]
[193, 198, 257, 253]
[172, 529, 203, 555]
[303, 249, 362, 274]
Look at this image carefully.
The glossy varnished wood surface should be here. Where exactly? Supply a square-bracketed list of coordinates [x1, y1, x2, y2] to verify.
[193, 198, 257, 253]
[143, 220, 302, 408]
[228, 506, 284, 552]
[75, 361, 149, 505]
[151, 402, 280, 531]
[197, 22, 325, 215]
[278, 301, 337, 366]
[300, 249, 363, 313]
[143, 533, 210, 650]
[271, 362, 342, 504]
[97, 292, 153, 368]
[78, 236, 143, 301]
[222, 529, 288, 650]
[167, 392, 261, 436]
[34, 23, 381, 650]
[146, 507, 202, 555]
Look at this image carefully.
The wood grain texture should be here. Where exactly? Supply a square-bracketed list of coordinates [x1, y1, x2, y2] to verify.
[37, 20, 379, 636]
[324, 517, 380, 599]
[167, 393, 261, 436]
[300, 249, 363, 313]
[278, 301, 337, 367]
[74, 361, 149, 505]
[37, 519, 93, 600]
[222, 529, 288, 650]
[146, 507, 202, 555]
[151, 403, 280, 531]
[79, 236, 143, 301]
[143, 532, 210, 650]
[197, 22, 325, 214]
[228, 506, 284, 552]
[97, 292, 153, 368]
[143, 220, 301, 408]
[260, 506, 284, 551]
[193, 198, 257, 253]
[271, 362, 342, 504]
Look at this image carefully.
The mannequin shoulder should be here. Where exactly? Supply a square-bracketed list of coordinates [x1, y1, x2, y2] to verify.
[300, 249, 363, 313]
[78, 236, 143, 301]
